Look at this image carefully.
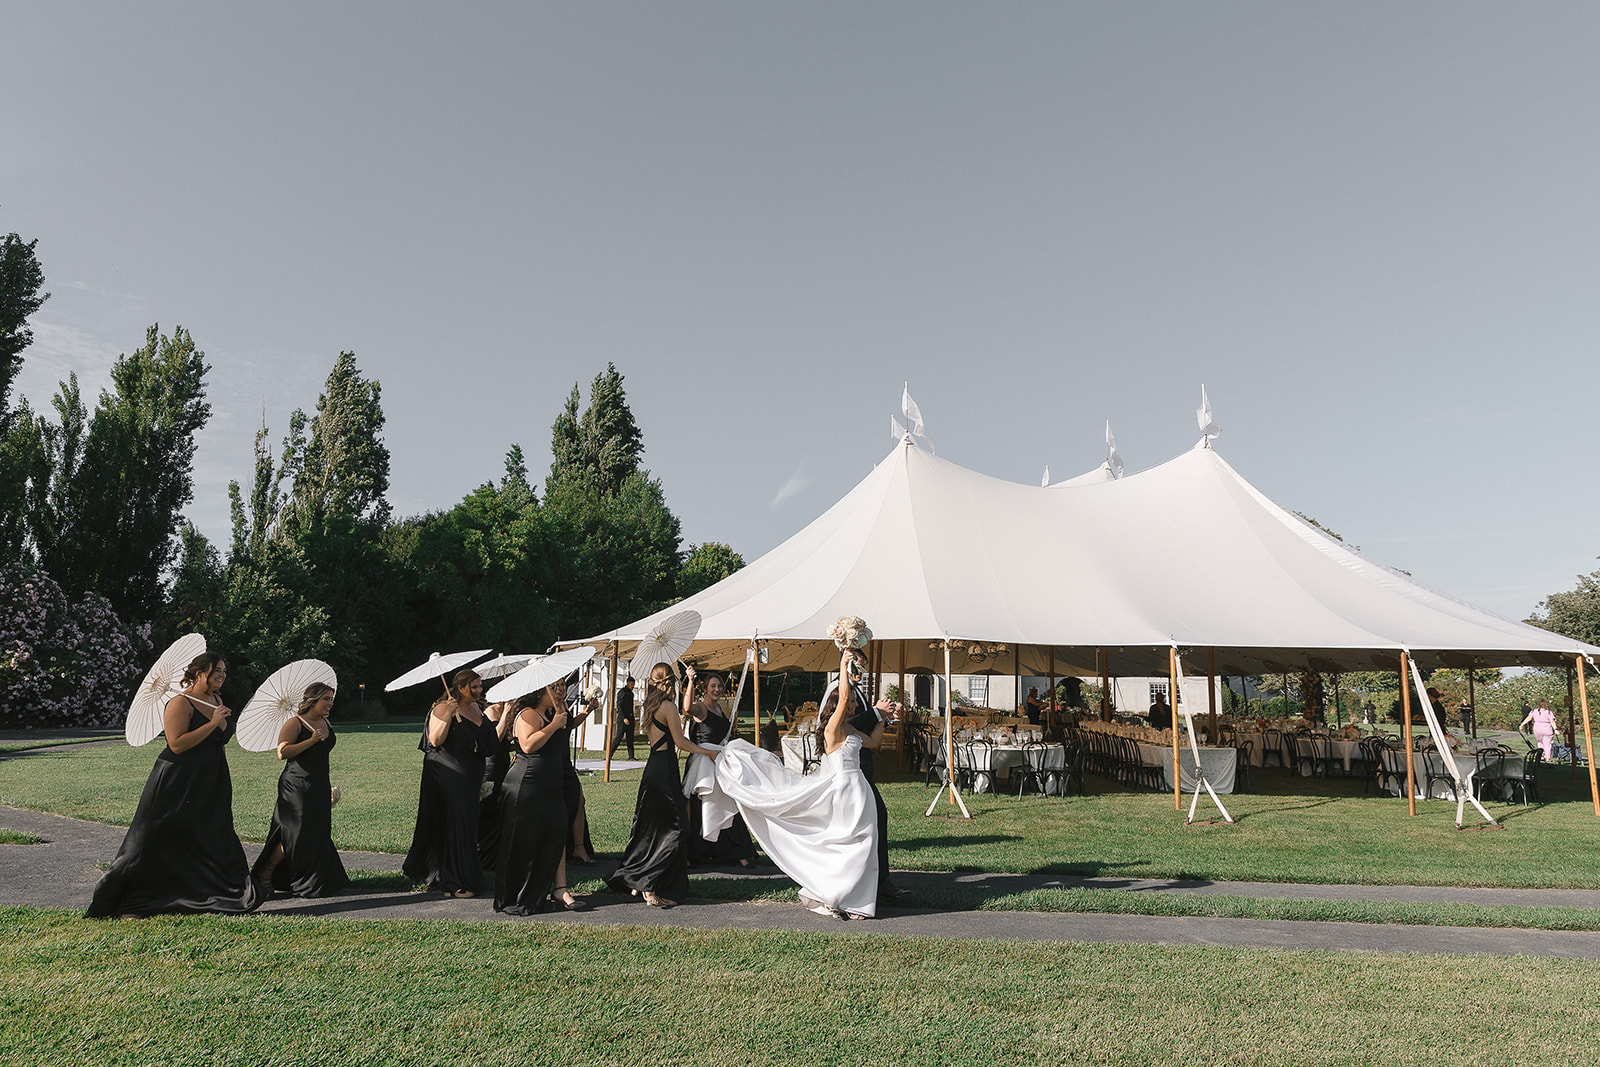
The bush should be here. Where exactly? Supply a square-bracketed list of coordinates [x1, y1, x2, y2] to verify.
[0, 564, 150, 728]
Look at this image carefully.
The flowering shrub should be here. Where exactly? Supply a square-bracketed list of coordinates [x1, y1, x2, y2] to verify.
[0, 564, 151, 728]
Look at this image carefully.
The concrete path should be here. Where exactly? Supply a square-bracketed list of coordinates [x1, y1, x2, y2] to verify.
[6, 803, 1600, 958]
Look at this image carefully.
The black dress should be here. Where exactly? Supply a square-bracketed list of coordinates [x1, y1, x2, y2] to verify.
[252, 720, 349, 897]
[86, 700, 265, 918]
[558, 712, 595, 861]
[402, 708, 498, 894]
[606, 709, 689, 902]
[478, 716, 514, 870]
[493, 711, 568, 914]
[686, 710, 757, 866]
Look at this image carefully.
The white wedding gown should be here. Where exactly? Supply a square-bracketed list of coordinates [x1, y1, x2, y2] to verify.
[688, 735, 878, 918]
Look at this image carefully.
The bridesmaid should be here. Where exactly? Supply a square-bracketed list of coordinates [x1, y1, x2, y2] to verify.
[685, 672, 756, 868]
[87, 652, 265, 918]
[402, 668, 497, 897]
[494, 683, 586, 913]
[606, 662, 720, 907]
[478, 696, 516, 870]
[252, 682, 349, 897]
[560, 686, 597, 865]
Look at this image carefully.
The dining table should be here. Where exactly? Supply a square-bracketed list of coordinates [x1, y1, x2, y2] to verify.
[954, 742, 1064, 794]
[1134, 742, 1237, 794]
[1378, 746, 1524, 799]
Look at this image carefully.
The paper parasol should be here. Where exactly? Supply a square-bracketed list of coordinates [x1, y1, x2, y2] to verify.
[628, 610, 702, 684]
[472, 653, 536, 681]
[384, 649, 491, 692]
[126, 632, 207, 746]
[485, 646, 598, 705]
[236, 659, 338, 752]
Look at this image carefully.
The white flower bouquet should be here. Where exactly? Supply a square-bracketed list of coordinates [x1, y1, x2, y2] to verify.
[828, 615, 873, 650]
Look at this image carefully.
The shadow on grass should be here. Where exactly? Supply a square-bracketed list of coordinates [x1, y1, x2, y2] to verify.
[896, 834, 1020, 853]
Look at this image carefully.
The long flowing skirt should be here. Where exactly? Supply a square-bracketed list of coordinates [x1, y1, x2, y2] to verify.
[606, 747, 689, 901]
[684, 752, 756, 866]
[494, 752, 567, 914]
[402, 748, 486, 894]
[254, 760, 348, 897]
[698, 739, 877, 917]
[87, 745, 265, 917]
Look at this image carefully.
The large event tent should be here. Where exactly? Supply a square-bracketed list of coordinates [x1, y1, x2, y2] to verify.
[572, 435, 1600, 680]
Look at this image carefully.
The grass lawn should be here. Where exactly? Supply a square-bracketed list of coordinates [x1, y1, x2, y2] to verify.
[3, 907, 1597, 1067]
[3, 721, 1597, 888]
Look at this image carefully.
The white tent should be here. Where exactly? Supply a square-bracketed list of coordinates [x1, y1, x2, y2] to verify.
[570, 436, 1600, 677]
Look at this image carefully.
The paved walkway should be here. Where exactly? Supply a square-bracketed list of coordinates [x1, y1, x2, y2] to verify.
[6, 803, 1600, 958]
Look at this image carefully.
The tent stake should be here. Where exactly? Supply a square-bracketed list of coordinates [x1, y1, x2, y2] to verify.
[926, 640, 970, 819]
[1579, 655, 1599, 816]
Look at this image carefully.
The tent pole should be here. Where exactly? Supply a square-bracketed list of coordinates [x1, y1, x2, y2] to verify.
[1207, 647, 1218, 743]
[752, 640, 762, 750]
[926, 641, 971, 818]
[603, 644, 619, 783]
[1333, 671, 1342, 728]
[1100, 647, 1110, 722]
[898, 639, 907, 770]
[1468, 668, 1477, 739]
[1568, 663, 1577, 781]
[1402, 651, 1416, 816]
[1577, 655, 1599, 816]
[1048, 647, 1056, 738]
[1015, 645, 1022, 715]
[1169, 646, 1181, 809]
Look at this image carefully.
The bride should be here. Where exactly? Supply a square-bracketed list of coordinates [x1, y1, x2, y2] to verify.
[694, 647, 879, 919]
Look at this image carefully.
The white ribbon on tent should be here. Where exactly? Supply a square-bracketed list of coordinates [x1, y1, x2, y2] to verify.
[891, 414, 907, 444]
[901, 385, 935, 454]
[1105, 421, 1124, 479]
[1404, 649, 1498, 828]
[1197, 385, 1220, 446]
[1040, 465, 1050, 488]
[1173, 649, 1233, 823]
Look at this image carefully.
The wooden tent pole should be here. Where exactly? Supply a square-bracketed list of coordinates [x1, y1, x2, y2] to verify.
[1402, 651, 1416, 816]
[1577, 655, 1599, 816]
[1207, 647, 1218, 743]
[898, 639, 907, 769]
[1100, 647, 1110, 721]
[603, 644, 619, 783]
[1468, 668, 1477, 739]
[1169, 646, 1181, 809]
[752, 640, 762, 749]
[1048, 647, 1057, 737]
[1568, 662, 1577, 781]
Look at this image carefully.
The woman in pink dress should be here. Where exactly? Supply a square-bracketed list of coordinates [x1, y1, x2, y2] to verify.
[1521, 701, 1558, 759]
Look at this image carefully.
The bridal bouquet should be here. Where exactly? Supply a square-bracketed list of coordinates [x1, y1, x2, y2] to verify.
[828, 615, 873, 650]
[583, 685, 604, 703]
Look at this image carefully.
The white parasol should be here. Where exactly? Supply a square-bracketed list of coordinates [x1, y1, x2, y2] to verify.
[125, 632, 207, 746]
[384, 649, 491, 693]
[235, 659, 338, 752]
[485, 646, 598, 705]
[472, 653, 536, 681]
[628, 610, 702, 684]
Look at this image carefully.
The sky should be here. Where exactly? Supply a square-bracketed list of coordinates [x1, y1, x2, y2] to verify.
[4, 3, 1598, 624]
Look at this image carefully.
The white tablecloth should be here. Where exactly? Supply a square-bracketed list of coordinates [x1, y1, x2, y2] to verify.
[1135, 743, 1237, 794]
[781, 735, 819, 774]
[955, 744, 1065, 793]
[1380, 748, 1525, 799]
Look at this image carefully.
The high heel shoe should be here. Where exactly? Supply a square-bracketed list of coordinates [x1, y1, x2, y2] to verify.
[551, 886, 587, 911]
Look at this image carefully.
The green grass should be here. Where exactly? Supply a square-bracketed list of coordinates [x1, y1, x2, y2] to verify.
[1, 907, 1596, 1067]
[0, 735, 119, 754]
[3, 721, 1599, 889]
[0, 829, 41, 845]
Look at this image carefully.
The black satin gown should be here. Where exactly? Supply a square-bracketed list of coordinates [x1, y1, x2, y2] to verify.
[558, 710, 595, 861]
[86, 701, 265, 918]
[686, 711, 756, 866]
[606, 711, 689, 901]
[493, 714, 568, 915]
[478, 717, 513, 870]
[402, 709, 498, 894]
[252, 720, 349, 897]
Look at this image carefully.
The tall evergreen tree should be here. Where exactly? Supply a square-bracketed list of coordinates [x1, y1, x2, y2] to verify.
[28, 326, 210, 620]
[0, 230, 49, 420]
[545, 362, 644, 496]
[284, 352, 390, 535]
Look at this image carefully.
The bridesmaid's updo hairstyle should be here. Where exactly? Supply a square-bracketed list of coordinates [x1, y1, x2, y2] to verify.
[641, 662, 676, 718]
[297, 682, 335, 715]
[181, 652, 226, 687]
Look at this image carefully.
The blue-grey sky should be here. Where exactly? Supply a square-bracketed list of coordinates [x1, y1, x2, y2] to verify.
[5, 3, 1598, 623]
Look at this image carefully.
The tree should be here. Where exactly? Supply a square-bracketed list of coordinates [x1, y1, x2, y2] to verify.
[1528, 567, 1600, 647]
[282, 352, 391, 535]
[0, 230, 49, 419]
[546, 362, 644, 496]
[678, 542, 744, 599]
[26, 326, 210, 621]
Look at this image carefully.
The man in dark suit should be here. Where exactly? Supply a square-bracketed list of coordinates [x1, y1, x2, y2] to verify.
[608, 676, 636, 759]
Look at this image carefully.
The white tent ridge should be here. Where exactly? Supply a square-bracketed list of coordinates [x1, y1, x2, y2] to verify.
[566, 438, 1600, 676]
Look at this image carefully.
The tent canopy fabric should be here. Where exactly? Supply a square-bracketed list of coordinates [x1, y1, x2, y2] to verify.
[567, 439, 1599, 677]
